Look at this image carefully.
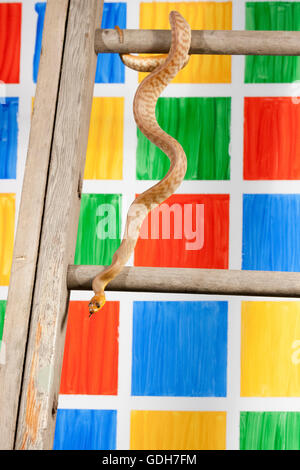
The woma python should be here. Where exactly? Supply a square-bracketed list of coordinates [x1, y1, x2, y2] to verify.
[89, 11, 191, 316]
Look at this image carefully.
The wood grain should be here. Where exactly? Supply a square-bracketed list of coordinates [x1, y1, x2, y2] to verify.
[0, 0, 70, 450]
[14, 0, 103, 450]
[95, 29, 300, 56]
[68, 265, 300, 298]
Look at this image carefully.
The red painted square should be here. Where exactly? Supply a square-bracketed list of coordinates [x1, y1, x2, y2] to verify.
[244, 97, 300, 180]
[0, 4, 21, 83]
[60, 301, 119, 395]
[134, 194, 229, 268]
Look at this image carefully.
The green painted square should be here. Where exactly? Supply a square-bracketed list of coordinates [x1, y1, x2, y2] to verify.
[0, 300, 6, 340]
[74, 194, 121, 266]
[136, 97, 231, 181]
[240, 412, 300, 450]
[245, 2, 300, 83]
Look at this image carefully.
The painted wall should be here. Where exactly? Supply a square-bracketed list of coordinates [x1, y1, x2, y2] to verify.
[1, 0, 300, 450]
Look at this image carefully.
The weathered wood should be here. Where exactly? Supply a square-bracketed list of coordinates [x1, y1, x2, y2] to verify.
[68, 265, 300, 298]
[14, 0, 103, 450]
[0, 0, 70, 450]
[95, 29, 300, 56]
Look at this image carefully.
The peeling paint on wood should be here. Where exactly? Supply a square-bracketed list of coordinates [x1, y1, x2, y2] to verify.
[20, 322, 42, 450]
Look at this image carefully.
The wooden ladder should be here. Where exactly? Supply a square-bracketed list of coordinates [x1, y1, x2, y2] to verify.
[0, 0, 104, 450]
[1, 0, 300, 450]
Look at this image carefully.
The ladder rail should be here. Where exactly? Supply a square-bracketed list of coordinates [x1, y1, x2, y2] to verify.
[14, 0, 103, 450]
[0, 0, 104, 450]
[0, 0, 70, 450]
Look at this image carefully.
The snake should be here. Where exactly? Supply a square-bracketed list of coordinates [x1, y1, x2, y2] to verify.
[89, 11, 191, 316]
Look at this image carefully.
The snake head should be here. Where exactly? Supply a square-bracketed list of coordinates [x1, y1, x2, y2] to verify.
[89, 293, 106, 317]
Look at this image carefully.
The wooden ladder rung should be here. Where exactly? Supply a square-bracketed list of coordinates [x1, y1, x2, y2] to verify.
[67, 265, 300, 298]
[95, 29, 300, 56]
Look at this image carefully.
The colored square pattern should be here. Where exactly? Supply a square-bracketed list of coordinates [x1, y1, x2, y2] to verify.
[134, 194, 229, 269]
[130, 411, 226, 450]
[131, 301, 228, 397]
[244, 97, 300, 180]
[0, 3, 21, 83]
[245, 2, 300, 83]
[74, 193, 121, 266]
[0, 97, 18, 179]
[53, 409, 117, 450]
[242, 194, 300, 272]
[241, 301, 300, 397]
[60, 301, 119, 395]
[240, 412, 300, 450]
[84, 98, 124, 180]
[139, 2, 232, 83]
[136, 97, 231, 180]
[0, 193, 15, 286]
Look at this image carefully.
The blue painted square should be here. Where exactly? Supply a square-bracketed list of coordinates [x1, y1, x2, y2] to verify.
[242, 194, 300, 271]
[33, 3, 46, 83]
[33, 3, 127, 83]
[96, 3, 127, 83]
[131, 301, 228, 397]
[53, 409, 117, 450]
[0, 98, 18, 179]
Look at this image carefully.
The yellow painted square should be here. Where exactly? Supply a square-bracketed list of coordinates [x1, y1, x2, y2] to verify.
[130, 410, 226, 450]
[84, 97, 124, 179]
[0, 194, 15, 286]
[241, 301, 300, 397]
[139, 2, 232, 83]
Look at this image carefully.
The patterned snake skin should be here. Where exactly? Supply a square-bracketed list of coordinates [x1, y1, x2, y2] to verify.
[89, 11, 191, 316]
